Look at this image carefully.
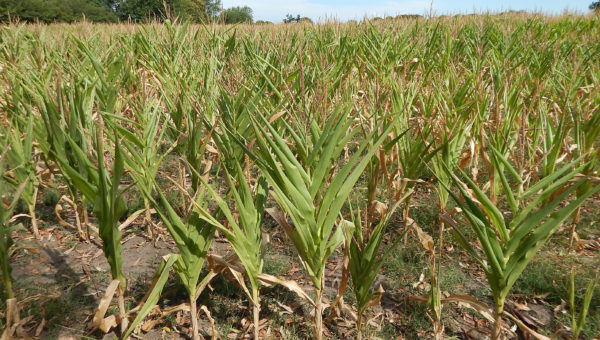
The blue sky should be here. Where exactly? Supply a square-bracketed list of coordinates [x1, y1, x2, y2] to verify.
[221, 0, 592, 22]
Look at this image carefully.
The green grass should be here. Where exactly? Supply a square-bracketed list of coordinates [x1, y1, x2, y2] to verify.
[382, 241, 428, 291]
[264, 253, 294, 277]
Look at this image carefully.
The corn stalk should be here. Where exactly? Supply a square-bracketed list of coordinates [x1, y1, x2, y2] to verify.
[442, 153, 600, 339]
[240, 108, 395, 340]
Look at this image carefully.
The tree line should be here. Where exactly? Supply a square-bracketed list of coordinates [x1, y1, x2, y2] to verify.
[0, 0, 253, 24]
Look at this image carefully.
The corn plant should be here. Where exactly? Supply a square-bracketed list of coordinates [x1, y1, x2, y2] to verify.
[129, 21, 222, 193]
[347, 198, 403, 339]
[429, 105, 473, 338]
[4, 114, 40, 238]
[23, 36, 134, 332]
[0, 141, 28, 339]
[342, 138, 410, 338]
[194, 133, 268, 340]
[0, 69, 47, 241]
[123, 145, 218, 340]
[111, 99, 177, 238]
[240, 107, 395, 340]
[94, 126, 130, 333]
[569, 270, 597, 340]
[568, 109, 600, 249]
[50, 117, 131, 333]
[387, 87, 441, 207]
[475, 81, 523, 205]
[118, 27, 227, 338]
[32, 73, 98, 241]
[442, 153, 600, 339]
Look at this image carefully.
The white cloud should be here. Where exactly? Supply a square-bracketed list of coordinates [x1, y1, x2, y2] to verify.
[221, 0, 433, 23]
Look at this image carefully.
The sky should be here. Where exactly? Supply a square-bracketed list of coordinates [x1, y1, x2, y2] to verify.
[221, 0, 592, 23]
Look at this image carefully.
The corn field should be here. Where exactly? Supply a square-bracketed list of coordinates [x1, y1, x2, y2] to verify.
[0, 14, 600, 340]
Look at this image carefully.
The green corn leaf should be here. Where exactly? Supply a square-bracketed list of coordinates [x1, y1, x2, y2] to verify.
[503, 183, 600, 293]
[455, 168, 509, 244]
[94, 129, 127, 287]
[122, 254, 178, 340]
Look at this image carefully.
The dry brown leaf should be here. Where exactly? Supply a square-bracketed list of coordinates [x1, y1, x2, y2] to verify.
[502, 312, 551, 340]
[442, 294, 495, 322]
[513, 301, 531, 311]
[206, 254, 245, 276]
[228, 267, 253, 304]
[117, 208, 146, 231]
[35, 317, 46, 337]
[99, 315, 118, 334]
[437, 294, 549, 340]
[257, 273, 315, 306]
[206, 144, 219, 157]
[265, 207, 294, 236]
[204, 253, 251, 303]
[274, 301, 294, 315]
[458, 152, 472, 170]
[199, 305, 218, 339]
[1, 298, 18, 340]
[412, 272, 425, 289]
[371, 201, 388, 217]
[54, 196, 79, 232]
[364, 285, 385, 310]
[141, 303, 190, 332]
[9, 213, 30, 222]
[268, 111, 287, 124]
[90, 279, 121, 333]
[412, 222, 434, 252]
[326, 221, 352, 322]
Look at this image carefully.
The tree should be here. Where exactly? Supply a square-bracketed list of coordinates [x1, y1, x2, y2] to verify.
[116, 0, 205, 22]
[93, 0, 119, 10]
[205, 0, 221, 20]
[175, 0, 205, 22]
[221, 5, 252, 24]
[283, 13, 311, 23]
[116, 0, 163, 21]
[1, 0, 207, 23]
[0, 0, 118, 23]
[283, 13, 300, 23]
[591, 1, 600, 11]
